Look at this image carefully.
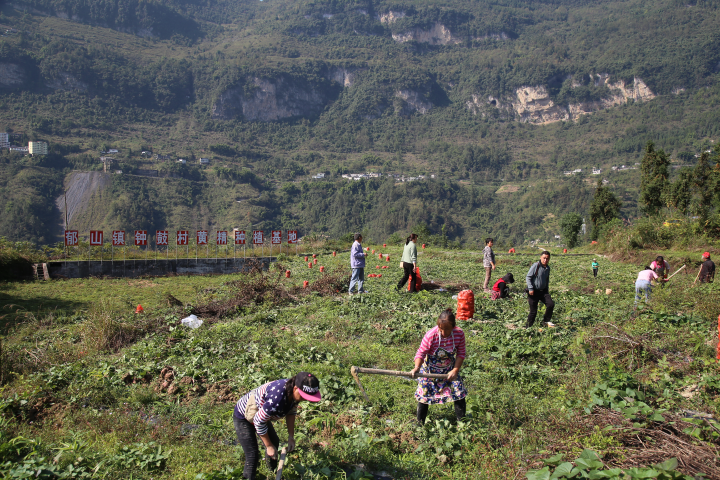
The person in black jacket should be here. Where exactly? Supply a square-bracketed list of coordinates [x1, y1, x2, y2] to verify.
[525, 251, 554, 328]
[491, 273, 514, 300]
[697, 252, 715, 284]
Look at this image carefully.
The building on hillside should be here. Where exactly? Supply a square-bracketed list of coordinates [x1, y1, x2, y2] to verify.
[592, 168, 601, 175]
[28, 141, 48, 155]
[177, 158, 186, 164]
[0, 133, 8, 148]
[9, 146, 28, 153]
[108, 149, 119, 154]
[199, 158, 210, 165]
[155, 154, 170, 161]
[312, 173, 325, 179]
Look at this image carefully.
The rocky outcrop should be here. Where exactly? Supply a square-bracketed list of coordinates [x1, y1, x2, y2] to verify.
[0, 63, 25, 88]
[211, 76, 335, 121]
[395, 90, 432, 115]
[473, 32, 509, 41]
[379, 11, 406, 23]
[327, 68, 356, 87]
[472, 75, 656, 124]
[392, 23, 462, 45]
[46, 73, 88, 92]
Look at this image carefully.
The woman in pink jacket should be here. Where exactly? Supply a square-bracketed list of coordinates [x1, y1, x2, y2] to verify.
[635, 266, 658, 303]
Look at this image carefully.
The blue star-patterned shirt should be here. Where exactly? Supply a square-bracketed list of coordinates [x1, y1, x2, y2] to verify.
[234, 379, 298, 435]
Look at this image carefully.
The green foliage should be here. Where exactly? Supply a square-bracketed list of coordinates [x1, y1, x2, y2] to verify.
[640, 142, 670, 217]
[527, 451, 694, 480]
[589, 178, 622, 241]
[560, 213, 582, 248]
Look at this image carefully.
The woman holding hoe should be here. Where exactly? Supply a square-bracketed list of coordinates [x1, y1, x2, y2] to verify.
[410, 309, 467, 424]
[233, 372, 321, 479]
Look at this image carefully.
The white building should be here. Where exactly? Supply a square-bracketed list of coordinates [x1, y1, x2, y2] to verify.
[312, 173, 325, 179]
[177, 158, 186, 164]
[108, 149, 119, 154]
[29, 141, 48, 155]
[9, 146, 28, 153]
[199, 158, 209, 165]
[592, 168, 601, 175]
[0, 133, 8, 148]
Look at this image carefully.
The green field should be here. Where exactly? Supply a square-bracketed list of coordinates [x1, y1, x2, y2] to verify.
[1, 246, 719, 479]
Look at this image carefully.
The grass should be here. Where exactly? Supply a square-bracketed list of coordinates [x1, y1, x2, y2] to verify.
[0, 245, 719, 479]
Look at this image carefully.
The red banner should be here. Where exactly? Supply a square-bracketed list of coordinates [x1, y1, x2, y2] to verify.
[135, 230, 147, 246]
[177, 230, 189, 246]
[271, 230, 282, 244]
[89, 230, 103, 246]
[217, 231, 228, 245]
[287, 230, 298, 244]
[64, 230, 79, 246]
[112, 231, 125, 246]
[156, 230, 169, 246]
[197, 230, 208, 245]
[253, 230, 264, 245]
[235, 230, 246, 245]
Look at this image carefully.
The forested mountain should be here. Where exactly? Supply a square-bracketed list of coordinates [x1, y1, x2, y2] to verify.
[1, 0, 719, 245]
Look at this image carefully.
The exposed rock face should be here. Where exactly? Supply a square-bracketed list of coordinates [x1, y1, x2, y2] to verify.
[379, 11, 406, 23]
[395, 90, 432, 115]
[327, 68, 356, 87]
[212, 76, 335, 121]
[473, 32, 509, 41]
[471, 75, 656, 124]
[392, 23, 462, 45]
[0, 63, 25, 88]
[46, 73, 88, 92]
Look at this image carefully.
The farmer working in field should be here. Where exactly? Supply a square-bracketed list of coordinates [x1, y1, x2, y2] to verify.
[650, 256, 670, 286]
[491, 272, 514, 300]
[525, 251, 555, 328]
[697, 252, 715, 284]
[635, 266, 658, 303]
[397, 233, 419, 293]
[410, 309, 467, 424]
[233, 372, 321, 480]
[592, 259, 599, 278]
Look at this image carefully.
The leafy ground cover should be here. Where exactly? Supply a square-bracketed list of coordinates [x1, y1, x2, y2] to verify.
[0, 246, 719, 479]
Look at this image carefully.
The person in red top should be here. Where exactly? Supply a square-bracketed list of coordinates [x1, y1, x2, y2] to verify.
[491, 273, 515, 300]
[410, 309, 467, 424]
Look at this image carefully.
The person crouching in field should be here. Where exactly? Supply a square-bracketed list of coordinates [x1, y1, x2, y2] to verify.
[491, 273, 514, 300]
[233, 373, 321, 479]
[651, 256, 670, 287]
[410, 309, 467, 424]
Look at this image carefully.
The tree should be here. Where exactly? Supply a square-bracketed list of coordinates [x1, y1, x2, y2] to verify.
[560, 213, 583, 248]
[667, 168, 693, 215]
[640, 141, 670, 216]
[690, 152, 713, 223]
[590, 178, 621, 240]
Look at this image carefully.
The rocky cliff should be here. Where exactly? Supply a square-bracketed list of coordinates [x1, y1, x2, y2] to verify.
[394, 90, 433, 115]
[46, 72, 88, 92]
[0, 63, 25, 88]
[392, 23, 462, 45]
[469, 75, 656, 124]
[211, 76, 338, 121]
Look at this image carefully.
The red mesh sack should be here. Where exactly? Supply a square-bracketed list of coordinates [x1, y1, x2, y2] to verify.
[408, 267, 423, 291]
[456, 290, 475, 320]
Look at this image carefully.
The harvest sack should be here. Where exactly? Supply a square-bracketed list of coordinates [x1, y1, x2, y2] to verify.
[408, 267, 423, 291]
[456, 290, 474, 320]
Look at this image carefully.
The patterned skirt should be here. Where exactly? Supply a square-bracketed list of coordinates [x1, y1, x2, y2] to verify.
[414, 365, 468, 405]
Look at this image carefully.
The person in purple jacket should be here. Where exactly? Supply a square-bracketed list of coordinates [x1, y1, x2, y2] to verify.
[349, 233, 368, 294]
[233, 372, 321, 479]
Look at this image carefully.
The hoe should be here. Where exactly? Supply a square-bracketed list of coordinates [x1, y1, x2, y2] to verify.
[350, 366, 449, 402]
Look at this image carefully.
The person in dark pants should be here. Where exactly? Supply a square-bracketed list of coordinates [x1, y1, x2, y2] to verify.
[397, 233, 418, 292]
[697, 252, 715, 284]
[410, 309, 467, 424]
[233, 373, 321, 479]
[525, 251, 555, 328]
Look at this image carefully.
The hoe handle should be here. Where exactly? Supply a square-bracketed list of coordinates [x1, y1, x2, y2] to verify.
[275, 446, 288, 480]
[351, 366, 449, 380]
